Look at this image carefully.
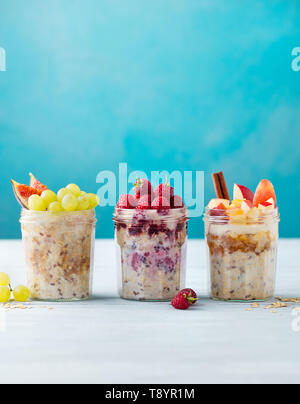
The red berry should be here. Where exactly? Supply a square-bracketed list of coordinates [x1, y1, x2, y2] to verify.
[171, 289, 198, 310]
[155, 183, 174, 201]
[134, 178, 153, 198]
[117, 194, 137, 209]
[171, 294, 190, 310]
[136, 194, 152, 209]
[179, 288, 197, 304]
[171, 195, 184, 208]
[151, 196, 170, 210]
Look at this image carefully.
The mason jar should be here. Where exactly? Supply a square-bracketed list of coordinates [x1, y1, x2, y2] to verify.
[20, 209, 96, 301]
[113, 207, 188, 301]
[204, 207, 279, 302]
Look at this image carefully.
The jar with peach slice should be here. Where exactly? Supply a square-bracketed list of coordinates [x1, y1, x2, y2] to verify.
[205, 174, 280, 302]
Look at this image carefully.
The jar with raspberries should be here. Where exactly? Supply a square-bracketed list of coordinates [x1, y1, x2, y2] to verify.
[113, 179, 188, 301]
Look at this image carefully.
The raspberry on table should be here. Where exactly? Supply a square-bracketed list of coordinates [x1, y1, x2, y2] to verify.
[179, 288, 197, 304]
[171, 288, 198, 310]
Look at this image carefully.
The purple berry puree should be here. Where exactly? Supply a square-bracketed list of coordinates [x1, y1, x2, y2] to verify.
[114, 208, 188, 301]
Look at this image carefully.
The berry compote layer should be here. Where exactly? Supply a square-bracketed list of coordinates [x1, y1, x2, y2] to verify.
[114, 207, 188, 301]
[20, 209, 96, 301]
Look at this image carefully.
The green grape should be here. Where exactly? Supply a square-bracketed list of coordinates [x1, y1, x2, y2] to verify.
[80, 191, 87, 196]
[61, 193, 78, 211]
[57, 188, 71, 201]
[77, 195, 90, 210]
[0, 286, 11, 303]
[0, 272, 10, 286]
[41, 190, 57, 207]
[28, 195, 47, 211]
[48, 201, 63, 213]
[87, 193, 100, 209]
[66, 184, 81, 197]
[13, 285, 30, 302]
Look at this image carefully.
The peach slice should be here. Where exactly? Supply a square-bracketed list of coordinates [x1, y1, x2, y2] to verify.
[216, 203, 227, 209]
[210, 203, 229, 216]
[233, 184, 254, 202]
[258, 201, 273, 209]
[207, 198, 230, 209]
[266, 198, 275, 208]
[253, 179, 276, 207]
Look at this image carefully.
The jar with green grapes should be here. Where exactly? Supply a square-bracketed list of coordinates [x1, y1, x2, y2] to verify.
[20, 208, 97, 301]
[18, 183, 98, 301]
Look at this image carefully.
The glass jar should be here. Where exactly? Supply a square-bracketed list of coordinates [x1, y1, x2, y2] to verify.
[113, 207, 188, 301]
[204, 207, 279, 302]
[20, 209, 96, 301]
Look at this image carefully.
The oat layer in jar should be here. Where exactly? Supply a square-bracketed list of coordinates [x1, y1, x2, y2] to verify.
[204, 208, 279, 302]
[20, 209, 96, 301]
[114, 207, 188, 301]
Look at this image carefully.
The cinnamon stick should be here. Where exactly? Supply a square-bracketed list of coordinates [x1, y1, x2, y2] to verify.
[212, 173, 223, 199]
[212, 171, 230, 200]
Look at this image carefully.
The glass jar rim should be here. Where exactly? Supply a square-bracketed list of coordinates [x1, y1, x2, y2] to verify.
[113, 206, 188, 224]
[203, 206, 280, 224]
[20, 208, 97, 225]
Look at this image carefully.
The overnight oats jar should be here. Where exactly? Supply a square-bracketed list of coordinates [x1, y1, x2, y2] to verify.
[114, 207, 188, 301]
[204, 207, 279, 302]
[20, 209, 96, 301]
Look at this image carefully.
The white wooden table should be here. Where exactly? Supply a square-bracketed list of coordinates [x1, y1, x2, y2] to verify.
[0, 239, 299, 384]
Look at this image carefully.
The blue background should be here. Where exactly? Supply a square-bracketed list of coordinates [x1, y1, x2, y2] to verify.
[0, 0, 299, 238]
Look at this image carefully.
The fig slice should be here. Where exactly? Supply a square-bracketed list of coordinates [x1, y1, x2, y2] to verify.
[11, 180, 41, 209]
[29, 173, 48, 194]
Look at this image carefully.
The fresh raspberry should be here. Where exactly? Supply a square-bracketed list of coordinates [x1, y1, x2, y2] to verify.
[134, 178, 153, 198]
[155, 183, 174, 201]
[155, 183, 174, 200]
[151, 196, 170, 210]
[171, 294, 190, 310]
[179, 288, 197, 304]
[171, 289, 198, 310]
[136, 194, 152, 209]
[171, 195, 184, 208]
[117, 194, 137, 209]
